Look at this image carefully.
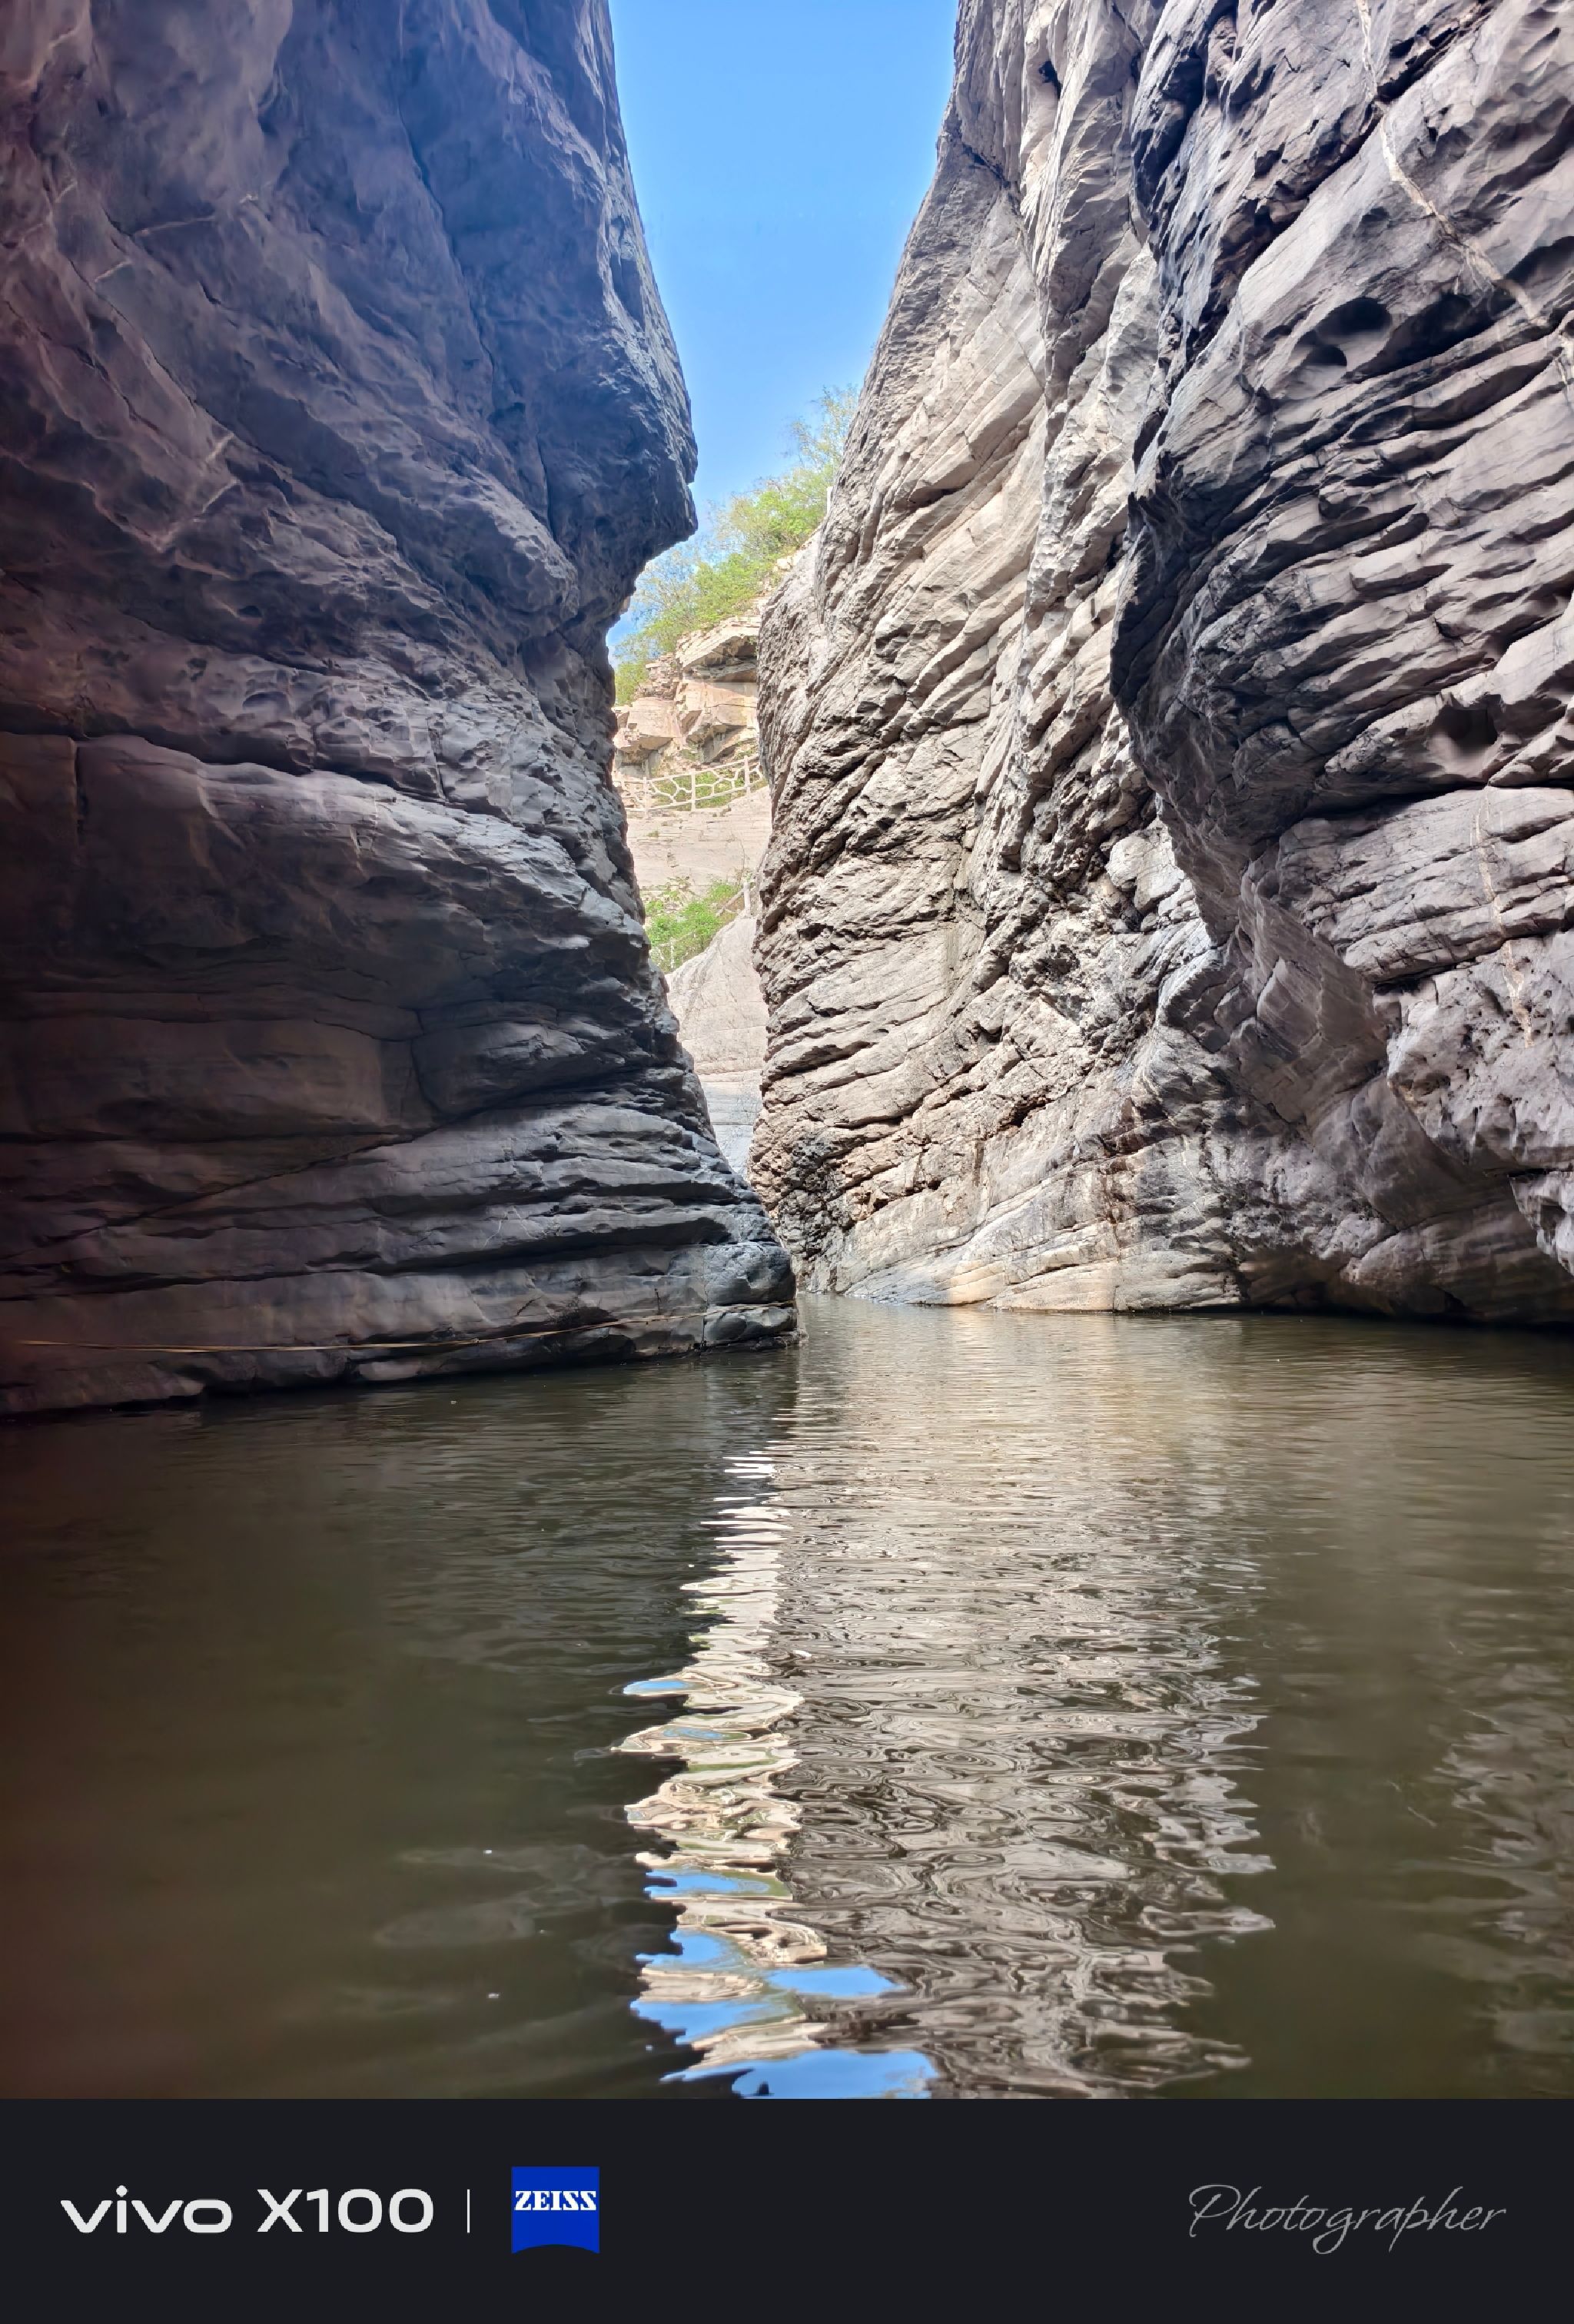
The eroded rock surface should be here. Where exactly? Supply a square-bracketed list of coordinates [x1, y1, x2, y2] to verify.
[0, 0, 793, 1416]
[755, 0, 1574, 1323]
[615, 608, 764, 793]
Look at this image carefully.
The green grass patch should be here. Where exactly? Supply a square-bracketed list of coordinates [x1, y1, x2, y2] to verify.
[645, 876, 745, 972]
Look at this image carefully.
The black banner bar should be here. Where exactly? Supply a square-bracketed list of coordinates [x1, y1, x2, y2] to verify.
[5, 2097, 1561, 2298]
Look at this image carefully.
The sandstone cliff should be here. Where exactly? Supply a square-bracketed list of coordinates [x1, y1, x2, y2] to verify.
[615, 600, 773, 1181]
[614, 610, 763, 795]
[755, 0, 1574, 1323]
[0, 0, 793, 1417]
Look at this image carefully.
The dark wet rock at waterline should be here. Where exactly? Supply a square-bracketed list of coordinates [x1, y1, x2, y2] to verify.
[0, 0, 793, 1416]
[753, 0, 1574, 1324]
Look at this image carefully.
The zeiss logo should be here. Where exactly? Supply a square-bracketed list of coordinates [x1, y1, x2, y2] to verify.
[511, 2167, 599, 2254]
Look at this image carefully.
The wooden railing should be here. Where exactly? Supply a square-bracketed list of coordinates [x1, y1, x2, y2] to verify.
[616, 751, 765, 815]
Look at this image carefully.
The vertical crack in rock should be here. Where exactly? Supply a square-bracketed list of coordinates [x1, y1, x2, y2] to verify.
[754, 0, 1574, 1325]
[0, 0, 794, 1416]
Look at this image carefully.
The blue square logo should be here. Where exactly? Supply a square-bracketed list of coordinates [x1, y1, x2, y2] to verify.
[511, 2166, 599, 2253]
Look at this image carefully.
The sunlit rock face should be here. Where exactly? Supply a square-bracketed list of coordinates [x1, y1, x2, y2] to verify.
[614, 607, 763, 788]
[665, 915, 769, 1176]
[754, 0, 1574, 1323]
[0, 0, 793, 1416]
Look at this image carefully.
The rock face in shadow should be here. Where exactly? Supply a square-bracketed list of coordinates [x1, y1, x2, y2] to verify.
[0, 0, 793, 1416]
[754, 0, 1574, 1323]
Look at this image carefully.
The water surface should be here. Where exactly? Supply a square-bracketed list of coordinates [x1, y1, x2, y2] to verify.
[2, 1299, 1572, 2097]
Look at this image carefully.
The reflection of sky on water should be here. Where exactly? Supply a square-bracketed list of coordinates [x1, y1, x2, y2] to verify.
[619, 1303, 1277, 2099]
[8, 1297, 1572, 2099]
[622, 1301, 1574, 2099]
[622, 1452, 934, 2097]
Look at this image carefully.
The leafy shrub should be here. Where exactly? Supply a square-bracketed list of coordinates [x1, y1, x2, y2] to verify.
[644, 875, 746, 971]
[615, 388, 857, 703]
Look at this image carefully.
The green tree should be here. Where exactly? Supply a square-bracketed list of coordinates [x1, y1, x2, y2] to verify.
[614, 387, 857, 702]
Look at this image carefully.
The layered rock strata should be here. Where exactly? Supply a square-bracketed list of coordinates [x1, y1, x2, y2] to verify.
[755, 0, 1574, 1323]
[614, 609, 763, 792]
[0, 0, 792, 1418]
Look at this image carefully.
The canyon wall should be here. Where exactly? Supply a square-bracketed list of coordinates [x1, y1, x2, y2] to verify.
[0, 0, 793, 1418]
[754, 0, 1574, 1323]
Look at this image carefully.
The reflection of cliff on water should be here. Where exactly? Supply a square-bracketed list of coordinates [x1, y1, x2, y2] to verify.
[622, 1296, 1277, 2097]
[4, 1294, 1570, 2098]
[752, 1301, 1276, 2096]
[625, 1298, 1574, 2098]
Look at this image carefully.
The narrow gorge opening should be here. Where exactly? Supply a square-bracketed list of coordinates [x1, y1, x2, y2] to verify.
[2, 0, 1572, 2139]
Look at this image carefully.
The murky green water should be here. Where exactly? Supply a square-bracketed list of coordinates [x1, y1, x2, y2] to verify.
[2, 1298, 1572, 2098]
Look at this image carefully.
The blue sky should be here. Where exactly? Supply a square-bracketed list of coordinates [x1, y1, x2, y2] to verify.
[608, 0, 958, 517]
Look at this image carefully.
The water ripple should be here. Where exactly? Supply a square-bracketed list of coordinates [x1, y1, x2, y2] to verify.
[623, 1454, 928, 2094]
[8, 1296, 1573, 2098]
[628, 1301, 1295, 2094]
